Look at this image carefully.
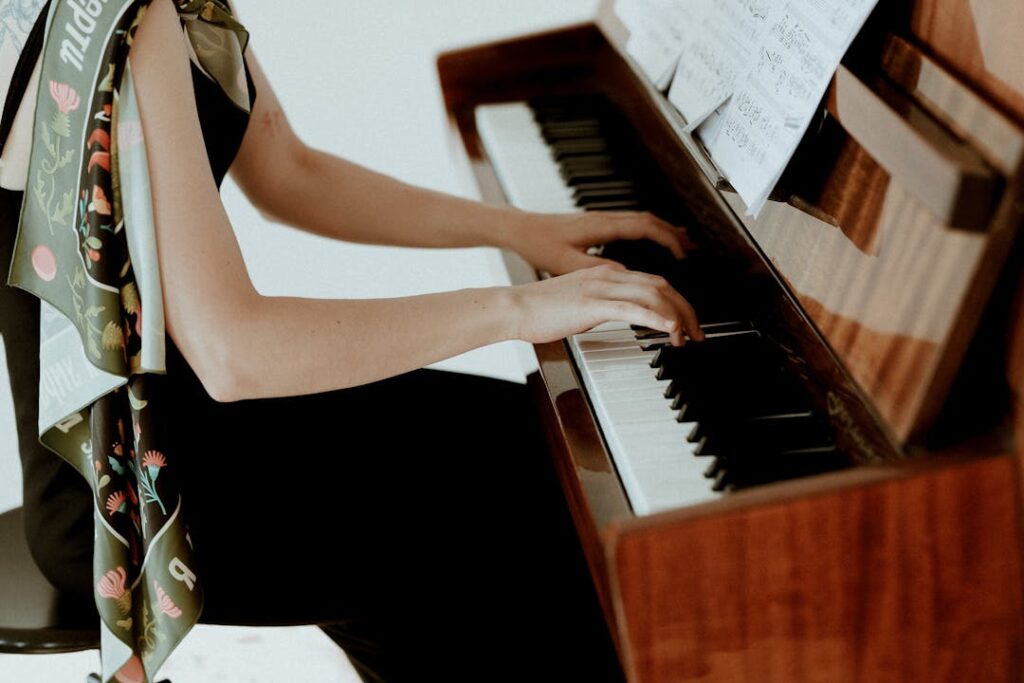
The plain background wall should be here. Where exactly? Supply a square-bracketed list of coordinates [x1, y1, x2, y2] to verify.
[0, 0, 599, 513]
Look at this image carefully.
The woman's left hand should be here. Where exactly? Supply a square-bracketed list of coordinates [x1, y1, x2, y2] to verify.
[502, 210, 697, 276]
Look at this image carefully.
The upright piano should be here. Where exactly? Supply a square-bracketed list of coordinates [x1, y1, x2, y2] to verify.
[437, 1, 1024, 680]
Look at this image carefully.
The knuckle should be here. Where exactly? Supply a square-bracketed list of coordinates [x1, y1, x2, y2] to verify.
[648, 274, 670, 291]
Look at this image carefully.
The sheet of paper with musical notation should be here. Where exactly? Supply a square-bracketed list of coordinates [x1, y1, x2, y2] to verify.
[616, 0, 692, 89]
[690, 0, 878, 216]
[667, 0, 772, 132]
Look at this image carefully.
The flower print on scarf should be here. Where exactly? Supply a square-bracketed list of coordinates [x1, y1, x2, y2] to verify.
[97, 566, 133, 616]
[153, 581, 182, 619]
[32, 80, 77, 234]
[106, 490, 127, 517]
[48, 80, 79, 112]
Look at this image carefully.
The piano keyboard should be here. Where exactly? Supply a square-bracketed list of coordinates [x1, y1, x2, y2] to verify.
[476, 96, 848, 515]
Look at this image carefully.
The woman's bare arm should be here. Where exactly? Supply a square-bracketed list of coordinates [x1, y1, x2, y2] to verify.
[226, 24, 691, 272]
[228, 48, 528, 250]
[131, 0, 700, 403]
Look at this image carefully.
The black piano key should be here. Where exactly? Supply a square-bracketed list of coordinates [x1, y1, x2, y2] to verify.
[562, 157, 617, 172]
[675, 403, 698, 423]
[573, 186, 637, 201]
[584, 201, 645, 211]
[633, 326, 668, 340]
[711, 469, 732, 492]
[686, 422, 703, 443]
[563, 168, 624, 183]
[552, 140, 610, 158]
[578, 195, 642, 209]
[572, 180, 637, 193]
[704, 457, 723, 479]
[540, 124, 603, 140]
[663, 378, 679, 399]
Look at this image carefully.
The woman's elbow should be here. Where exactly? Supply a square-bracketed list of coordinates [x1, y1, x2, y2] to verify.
[199, 360, 246, 404]
[232, 135, 311, 223]
[167, 311, 257, 404]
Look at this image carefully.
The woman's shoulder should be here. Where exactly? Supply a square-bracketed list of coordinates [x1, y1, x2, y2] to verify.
[0, 0, 48, 191]
[0, 0, 47, 87]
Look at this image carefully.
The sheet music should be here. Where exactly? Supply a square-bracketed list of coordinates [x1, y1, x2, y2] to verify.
[667, 0, 772, 132]
[692, 0, 878, 216]
[616, 0, 692, 90]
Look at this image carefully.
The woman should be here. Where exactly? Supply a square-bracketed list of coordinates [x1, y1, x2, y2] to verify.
[1, 0, 702, 680]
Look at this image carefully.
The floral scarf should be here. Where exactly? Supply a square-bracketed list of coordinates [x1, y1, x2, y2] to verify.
[5, 1, 250, 681]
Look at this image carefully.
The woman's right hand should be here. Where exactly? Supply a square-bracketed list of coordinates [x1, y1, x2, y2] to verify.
[509, 263, 705, 347]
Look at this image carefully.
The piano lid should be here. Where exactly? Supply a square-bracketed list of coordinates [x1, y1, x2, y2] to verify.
[596, 0, 1024, 445]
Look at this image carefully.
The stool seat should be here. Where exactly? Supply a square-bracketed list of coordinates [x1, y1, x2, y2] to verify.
[0, 507, 100, 654]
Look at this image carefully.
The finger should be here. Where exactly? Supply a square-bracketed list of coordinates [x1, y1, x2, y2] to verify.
[587, 281, 688, 346]
[669, 290, 703, 342]
[602, 213, 686, 259]
[618, 213, 698, 252]
[641, 273, 703, 342]
[676, 226, 699, 251]
[600, 270, 703, 343]
[591, 300, 676, 336]
[637, 214, 690, 259]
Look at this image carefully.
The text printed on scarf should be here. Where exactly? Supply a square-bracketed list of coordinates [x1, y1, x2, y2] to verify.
[58, 0, 114, 72]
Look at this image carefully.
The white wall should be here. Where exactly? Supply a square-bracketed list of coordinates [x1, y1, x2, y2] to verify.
[0, 1, 598, 507]
[0, 336, 20, 512]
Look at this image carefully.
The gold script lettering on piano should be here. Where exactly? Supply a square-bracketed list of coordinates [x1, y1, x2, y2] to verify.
[438, 0, 1024, 680]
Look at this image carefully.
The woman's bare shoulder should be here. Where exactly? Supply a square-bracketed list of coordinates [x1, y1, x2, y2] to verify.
[0, 0, 47, 191]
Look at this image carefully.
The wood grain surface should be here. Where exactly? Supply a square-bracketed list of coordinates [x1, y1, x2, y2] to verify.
[610, 455, 1024, 683]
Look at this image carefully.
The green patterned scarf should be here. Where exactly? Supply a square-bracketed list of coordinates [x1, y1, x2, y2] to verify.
[6, 1, 250, 680]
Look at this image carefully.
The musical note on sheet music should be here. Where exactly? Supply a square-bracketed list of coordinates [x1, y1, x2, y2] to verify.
[616, 0, 691, 89]
[695, 0, 878, 216]
[667, 0, 773, 132]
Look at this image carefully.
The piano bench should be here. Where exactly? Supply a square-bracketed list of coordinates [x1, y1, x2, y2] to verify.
[0, 506, 170, 683]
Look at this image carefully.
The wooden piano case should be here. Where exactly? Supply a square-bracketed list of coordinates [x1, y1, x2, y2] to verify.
[437, 1, 1024, 681]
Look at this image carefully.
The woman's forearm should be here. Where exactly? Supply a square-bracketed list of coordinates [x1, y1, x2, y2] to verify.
[258, 144, 528, 250]
[214, 285, 516, 402]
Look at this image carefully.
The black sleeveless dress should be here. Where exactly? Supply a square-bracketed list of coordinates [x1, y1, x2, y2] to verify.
[0, 23, 623, 683]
